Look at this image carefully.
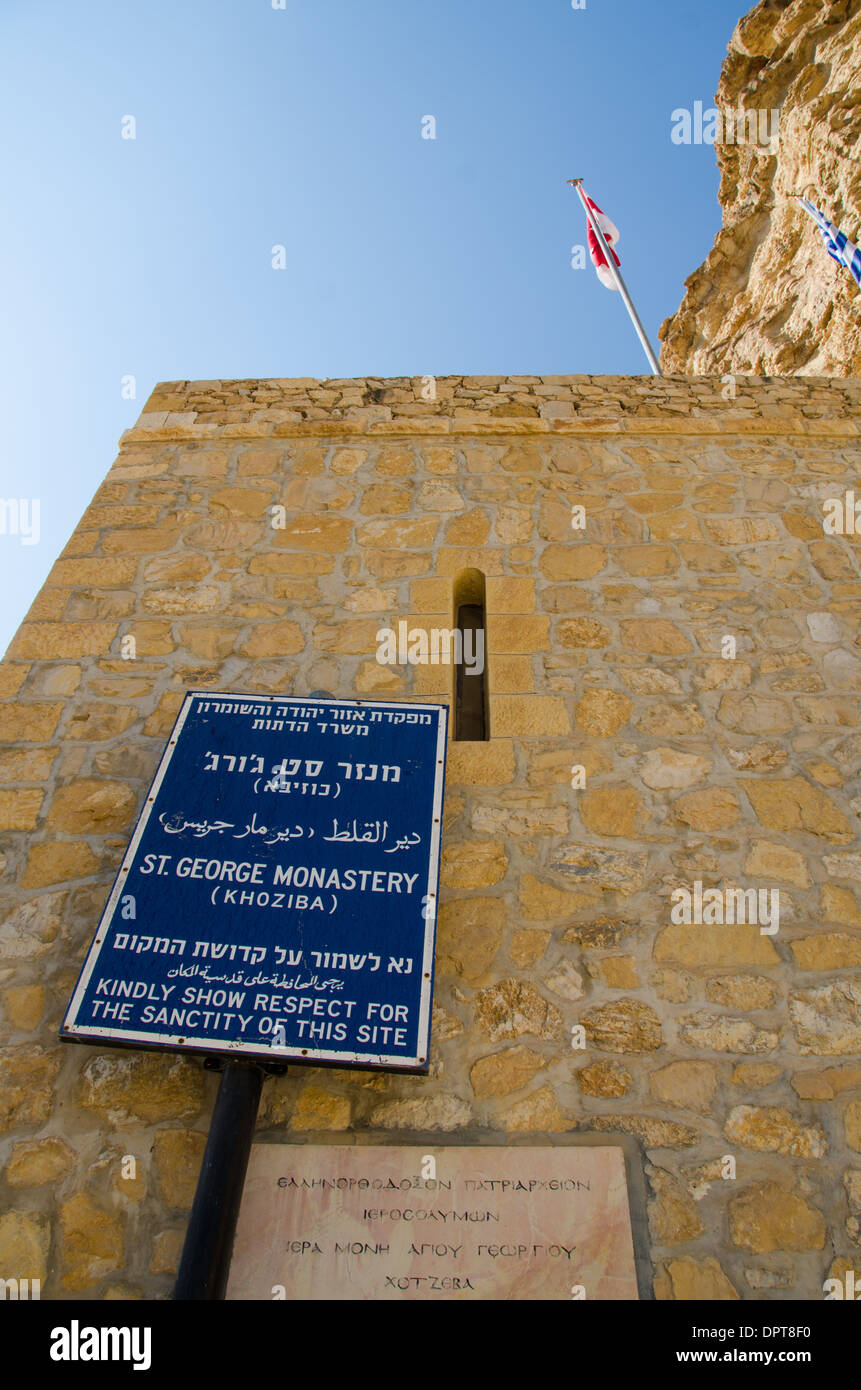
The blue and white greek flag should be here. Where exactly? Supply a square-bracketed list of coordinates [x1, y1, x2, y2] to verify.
[800, 197, 861, 288]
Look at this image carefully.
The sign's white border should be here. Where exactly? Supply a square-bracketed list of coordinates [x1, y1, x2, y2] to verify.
[61, 692, 448, 1072]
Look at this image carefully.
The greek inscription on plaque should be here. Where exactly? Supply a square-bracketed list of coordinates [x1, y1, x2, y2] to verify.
[227, 1145, 639, 1300]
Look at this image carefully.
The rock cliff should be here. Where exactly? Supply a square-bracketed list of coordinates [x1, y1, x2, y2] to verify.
[659, 0, 861, 376]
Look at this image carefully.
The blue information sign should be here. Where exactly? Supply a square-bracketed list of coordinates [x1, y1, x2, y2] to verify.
[61, 692, 448, 1071]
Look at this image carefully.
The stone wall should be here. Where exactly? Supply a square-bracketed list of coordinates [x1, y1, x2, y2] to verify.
[1, 373, 860, 1300]
[660, 0, 861, 376]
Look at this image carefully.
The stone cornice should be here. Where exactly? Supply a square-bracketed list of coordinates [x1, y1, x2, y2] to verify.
[118, 376, 861, 446]
[119, 417, 859, 442]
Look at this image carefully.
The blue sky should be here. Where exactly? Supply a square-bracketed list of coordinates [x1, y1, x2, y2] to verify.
[0, 0, 745, 656]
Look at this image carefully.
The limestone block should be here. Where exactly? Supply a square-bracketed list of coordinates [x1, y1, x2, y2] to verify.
[672, 787, 740, 830]
[649, 1169, 705, 1245]
[469, 1046, 547, 1099]
[2, 702, 65, 741]
[580, 787, 646, 837]
[490, 695, 570, 736]
[60, 1192, 124, 1291]
[368, 1096, 470, 1131]
[510, 930, 550, 967]
[790, 981, 861, 1054]
[0, 789, 43, 830]
[6, 1137, 76, 1187]
[435, 898, 505, 983]
[0, 1211, 49, 1283]
[440, 841, 508, 890]
[705, 976, 779, 1009]
[638, 748, 712, 789]
[655, 1257, 738, 1300]
[588, 1114, 697, 1148]
[649, 1061, 719, 1113]
[574, 689, 632, 736]
[47, 780, 137, 833]
[290, 1087, 352, 1132]
[576, 1061, 633, 1097]
[79, 1052, 205, 1123]
[725, 1105, 827, 1158]
[790, 935, 861, 970]
[491, 1085, 570, 1132]
[678, 1013, 779, 1053]
[729, 1182, 825, 1254]
[474, 979, 564, 1042]
[744, 840, 809, 887]
[582, 999, 662, 1053]
[0, 1045, 62, 1131]
[619, 619, 692, 654]
[1, 984, 47, 1031]
[153, 1130, 207, 1207]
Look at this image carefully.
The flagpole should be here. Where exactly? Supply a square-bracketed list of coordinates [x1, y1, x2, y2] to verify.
[568, 178, 662, 376]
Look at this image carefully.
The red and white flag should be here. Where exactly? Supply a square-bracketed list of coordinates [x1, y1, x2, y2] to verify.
[581, 187, 621, 290]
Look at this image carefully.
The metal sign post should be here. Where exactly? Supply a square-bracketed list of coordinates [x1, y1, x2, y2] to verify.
[174, 1060, 266, 1300]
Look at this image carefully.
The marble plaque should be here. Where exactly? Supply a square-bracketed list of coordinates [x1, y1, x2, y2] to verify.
[227, 1144, 639, 1300]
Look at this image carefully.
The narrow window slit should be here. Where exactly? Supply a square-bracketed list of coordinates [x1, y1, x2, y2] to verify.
[453, 568, 488, 742]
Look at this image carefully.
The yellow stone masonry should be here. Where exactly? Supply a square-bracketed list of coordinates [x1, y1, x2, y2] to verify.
[0, 373, 860, 1301]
